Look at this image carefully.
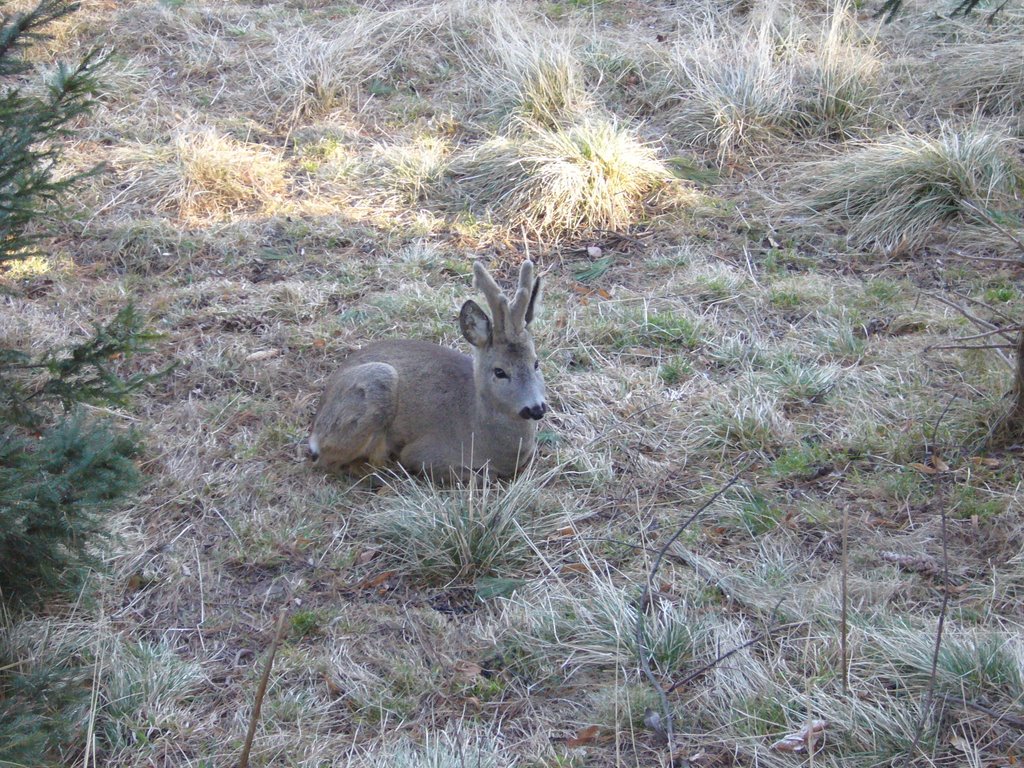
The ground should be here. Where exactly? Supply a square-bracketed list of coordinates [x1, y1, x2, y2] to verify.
[2, 0, 1024, 766]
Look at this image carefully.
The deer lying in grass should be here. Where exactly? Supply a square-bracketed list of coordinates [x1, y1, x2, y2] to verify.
[309, 260, 547, 480]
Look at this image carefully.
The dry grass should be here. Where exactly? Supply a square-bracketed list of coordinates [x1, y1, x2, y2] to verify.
[4, 0, 1024, 766]
[113, 128, 289, 222]
[454, 118, 672, 239]
[793, 124, 1023, 254]
[664, 4, 881, 158]
[931, 40, 1024, 121]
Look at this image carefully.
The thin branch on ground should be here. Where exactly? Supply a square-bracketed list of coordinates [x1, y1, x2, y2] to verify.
[939, 694, 1024, 731]
[951, 290, 1019, 327]
[635, 469, 746, 754]
[841, 503, 849, 694]
[927, 342, 1016, 352]
[961, 199, 1024, 255]
[238, 608, 289, 768]
[928, 292, 1015, 368]
[900, 496, 951, 768]
[666, 614, 798, 693]
[946, 326, 1024, 343]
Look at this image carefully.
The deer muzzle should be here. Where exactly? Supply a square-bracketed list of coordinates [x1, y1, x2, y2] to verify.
[519, 403, 548, 421]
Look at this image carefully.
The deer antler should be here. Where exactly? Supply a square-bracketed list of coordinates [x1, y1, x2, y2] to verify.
[473, 261, 510, 336]
[508, 261, 536, 331]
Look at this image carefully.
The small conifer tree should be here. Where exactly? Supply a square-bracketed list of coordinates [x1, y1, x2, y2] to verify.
[1, 1, 160, 761]
[0, 0, 154, 608]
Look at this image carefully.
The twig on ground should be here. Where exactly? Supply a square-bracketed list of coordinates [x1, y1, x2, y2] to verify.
[666, 613, 797, 693]
[900, 497, 950, 768]
[939, 694, 1024, 731]
[841, 503, 849, 694]
[635, 469, 746, 754]
[928, 292, 1014, 368]
[950, 290, 1018, 327]
[927, 342, 1015, 352]
[961, 199, 1024, 255]
[238, 608, 289, 768]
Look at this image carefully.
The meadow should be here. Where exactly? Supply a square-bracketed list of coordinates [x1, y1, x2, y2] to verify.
[2, 0, 1023, 765]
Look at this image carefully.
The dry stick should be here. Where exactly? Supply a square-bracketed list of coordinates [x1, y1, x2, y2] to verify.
[901, 476, 952, 766]
[928, 293, 1014, 368]
[943, 326, 1024, 343]
[927, 342, 1015, 351]
[666, 614, 798, 694]
[940, 694, 1024, 731]
[961, 199, 1024, 255]
[951, 290, 1019, 327]
[840, 504, 849, 695]
[238, 608, 289, 768]
[635, 470, 746, 754]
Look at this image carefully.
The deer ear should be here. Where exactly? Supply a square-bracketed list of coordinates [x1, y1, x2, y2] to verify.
[459, 300, 492, 348]
[524, 276, 542, 326]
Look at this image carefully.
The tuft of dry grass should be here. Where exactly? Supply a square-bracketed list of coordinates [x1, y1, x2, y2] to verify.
[454, 118, 671, 239]
[480, 22, 593, 128]
[794, 5, 882, 138]
[666, 5, 881, 156]
[793, 124, 1023, 254]
[932, 40, 1024, 121]
[367, 466, 562, 586]
[668, 17, 798, 158]
[114, 128, 289, 222]
[373, 135, 454, 205]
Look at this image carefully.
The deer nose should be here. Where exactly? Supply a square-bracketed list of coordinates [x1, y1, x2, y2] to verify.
[520, 403, 547, 421]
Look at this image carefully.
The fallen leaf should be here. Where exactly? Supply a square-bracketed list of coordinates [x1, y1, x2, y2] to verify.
[932, 456, 950, 472]
[358, 570, 395, 589]
[554, 525, 577, 537]
[453, 660, 483, 683]
[970, 456, 1001, 468]
[561, 562, 592, 575]
[566, 725, 600, 747]
[771, 719, 829, 753]
[909, 462, 937, 475]
[355, 549, 377, 565]
[312, 338, 326, 349]
[245, 349, 280, 362]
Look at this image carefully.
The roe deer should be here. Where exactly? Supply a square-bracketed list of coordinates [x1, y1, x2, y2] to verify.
[309, 260, 547, 480]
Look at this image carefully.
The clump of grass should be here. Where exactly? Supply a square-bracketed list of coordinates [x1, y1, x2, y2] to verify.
[871, 624, 1024, 701]
[116, 128, 288, 222]
[374, 135, 453, 204]
[699, 386, 793, 455]
[370, 729, 510, 768]
[504, 575, 707, 675]
[367, 467, 561, 586]
[794, 125, 1023, 254]
[932, 40, 1024, 119]
[453, 118, 670, 240]
[667, 7, 882, 155]
[766, 358, 841, 404]
[668, 14, 799, 158]
[484, 25, 593, 127]
[259, 2, 493, 124]
[793, 4, 881, 138]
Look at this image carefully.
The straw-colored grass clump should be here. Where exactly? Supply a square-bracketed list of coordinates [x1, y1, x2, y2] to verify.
[795, 126, 1023, 254]
[367, 469, 559, 585]
[115, 128, 288, 222]
[667, 6, 880, 156]
[481, 22, 593, 128]
[455, 118, 670, 239]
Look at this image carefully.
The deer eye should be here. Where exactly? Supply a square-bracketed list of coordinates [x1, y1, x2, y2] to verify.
[493, 368, 509, 379]
[533, 359, 540, 370]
